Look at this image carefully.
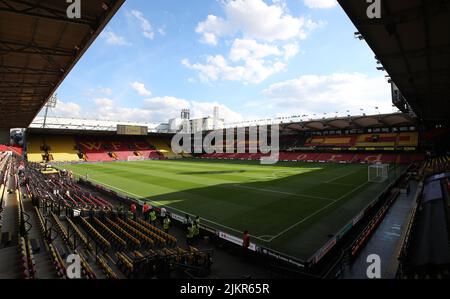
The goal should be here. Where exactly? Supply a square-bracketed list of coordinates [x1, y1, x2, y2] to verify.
[127, 156, 145, 162]
[368, 163, 389, 183]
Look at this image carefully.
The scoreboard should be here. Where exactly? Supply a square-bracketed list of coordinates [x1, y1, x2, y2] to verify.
[117, 125, 148, 136]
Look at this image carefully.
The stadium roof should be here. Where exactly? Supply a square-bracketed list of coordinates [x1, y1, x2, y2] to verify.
[0, 0, 125, 128]
[279, 113, 416, 133]
[338, 0, 450, 123]
[29, 116, 169, 134]
[224, 112, 416, 133]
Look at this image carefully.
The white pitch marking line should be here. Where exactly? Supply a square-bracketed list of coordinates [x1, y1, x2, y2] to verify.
[233, 184, 335, 202]
[266, 181, 370, 242]
[325, 169, 360, 184]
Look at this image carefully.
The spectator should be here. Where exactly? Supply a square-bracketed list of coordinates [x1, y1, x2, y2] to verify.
[185, 214, 192, 231]
[149, 209, 157, 226]
[130, 203, 137, 220]
[160, 207, 167, 225]
[242, 230, 250, 258]
[186, 224, 194, 246]
[142, 203, 150, 220]
[163, 215, 171, 234]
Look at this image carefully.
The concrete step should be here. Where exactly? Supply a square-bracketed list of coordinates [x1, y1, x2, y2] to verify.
[0, 245, 21, 279]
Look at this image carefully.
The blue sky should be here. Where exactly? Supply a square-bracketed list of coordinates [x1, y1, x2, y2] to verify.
[45, 0, 396, 124]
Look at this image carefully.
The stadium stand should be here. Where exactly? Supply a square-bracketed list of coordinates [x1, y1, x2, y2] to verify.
[200, 151, 424, 164]
[304, 135, 357, 148]
[1, 153, 213, 279]
[44, 135, 80, 162]
[26, 135, 168, 163]
[26, 135, 46, 163]
[147, 136, 177, 159]
[302, 132, 419, 149]
[397, 173, 450, 279]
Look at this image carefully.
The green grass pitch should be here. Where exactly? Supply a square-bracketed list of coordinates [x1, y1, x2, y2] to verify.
[63, 159, 405, 260]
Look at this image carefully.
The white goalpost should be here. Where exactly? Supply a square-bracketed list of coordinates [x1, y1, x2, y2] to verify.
[368, 162, 389, 183]
[127, 156, 145, 162]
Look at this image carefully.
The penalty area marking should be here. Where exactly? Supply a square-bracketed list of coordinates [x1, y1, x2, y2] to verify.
[265, 181, 370, 242]
[232, 184, 335, 202]
[325, 169, 360, 184]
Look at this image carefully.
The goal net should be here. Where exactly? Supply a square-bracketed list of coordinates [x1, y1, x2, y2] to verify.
[368, 163, 389, 183]
[127, 156, 145, 162]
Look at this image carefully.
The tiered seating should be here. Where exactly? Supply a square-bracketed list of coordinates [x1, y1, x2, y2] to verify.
[425, 154, 450, 174]
[27, 170, 113, 211]
[33, 207, 67, 279]
[398, 132, 419, 147]
[77, 139, 114, 162]
[80, 217, 111, 251]
[115, 218, 155, 247]
[48, 243, 67, 279]
[78, 252, 97, 279]
[116, 252, 134, 277]
[96, 254, 118, 279]
[77, 137, 161, 162]
[26, 135, 45, 162]
[104, 217, 141, 249]
[200, 151, 425, 164]
[355, 133, 397, 148]
[147, 136, 176, 158]
[44, 135, 80, 162]
[0, 145, 23, 155]
[127, 218, 166, 245]
[19, 237, 36, 279]
[49, 212, 96, 278]
[304, 135, 356, 147]
[136, 218, 177, 245]
[92, 217, 127, 250]
[66, 217, 94, 252]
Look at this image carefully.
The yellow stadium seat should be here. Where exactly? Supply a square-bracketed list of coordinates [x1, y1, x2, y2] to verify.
[27, 135, 45, 162]
[147, 137, 178, 158]
[45, 135, 80, 162]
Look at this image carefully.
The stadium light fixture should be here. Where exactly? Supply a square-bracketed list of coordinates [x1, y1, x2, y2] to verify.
[376, 66, 385, 71]
[354, 32, 364, 40]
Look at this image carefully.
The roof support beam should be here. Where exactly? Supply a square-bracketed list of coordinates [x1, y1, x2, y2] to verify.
[377, 44, 450, 60]
[0, 64, 62, 74]
[0, 39, 76, 57]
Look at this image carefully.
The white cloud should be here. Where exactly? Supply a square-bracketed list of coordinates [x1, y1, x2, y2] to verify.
[102, 30, 130, 46]
[196, 0, 318, 44]
[282, 43, 300, 60]
[262, 73, 392, 114]
[182, 55, 286, 84]
[303, 0, 337, 9]
[229, 39, 282, 62]
[93, 98, 114, 107]
[49, 101, 81, 118]
[158, 27, 166, 36]
[47, 95, 243, 123]
[183, 38, 301, 84]
[131, 10, 154, 39]
[186, 0, 322, 84]
[130, 82, 152, 97]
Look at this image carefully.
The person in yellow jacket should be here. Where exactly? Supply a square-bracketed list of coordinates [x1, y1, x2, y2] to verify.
[186, 224, 194, 246]
[163, 215, 171, 233]
[149, 209, 157, 225]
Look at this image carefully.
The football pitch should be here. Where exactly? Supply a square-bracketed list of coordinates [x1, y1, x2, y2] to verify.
[63, 159, 406, 261]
